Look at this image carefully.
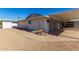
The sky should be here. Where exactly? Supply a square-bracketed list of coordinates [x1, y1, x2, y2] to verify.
[0, 8, 74, 20]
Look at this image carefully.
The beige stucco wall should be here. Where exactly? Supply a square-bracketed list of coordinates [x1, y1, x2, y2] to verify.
[27, 19, 49, 32]
[70, 19, 79, 21]
[18, 20, 27, 25]
[70, 19, 79, 28]
[18, 19, 49, 32]
[18, 20, 28, 29]
[74, 21, 79, 28]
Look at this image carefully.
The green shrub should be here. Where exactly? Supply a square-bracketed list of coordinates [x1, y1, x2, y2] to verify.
[0, 20, 2, 26]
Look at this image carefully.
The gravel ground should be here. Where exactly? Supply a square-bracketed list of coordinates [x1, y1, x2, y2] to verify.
[60, 29, 79, 39]
[0, 29, 79, 51]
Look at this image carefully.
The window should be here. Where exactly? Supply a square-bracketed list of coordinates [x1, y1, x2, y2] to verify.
[28, 20, 32, 24]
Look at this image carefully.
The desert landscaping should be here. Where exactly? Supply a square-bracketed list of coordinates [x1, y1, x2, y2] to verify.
[0, 9, 79, 51]
[0, 28, 79, 51]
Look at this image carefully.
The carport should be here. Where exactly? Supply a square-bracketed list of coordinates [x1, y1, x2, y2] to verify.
[48, 9, 79, 32]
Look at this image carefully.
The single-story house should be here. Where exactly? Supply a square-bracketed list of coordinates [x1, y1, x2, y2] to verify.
[18, 14, 49, 32]
[2, 20, 18, 28]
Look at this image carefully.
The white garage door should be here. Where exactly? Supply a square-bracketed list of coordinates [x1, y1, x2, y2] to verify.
[2, 21, 12, 28]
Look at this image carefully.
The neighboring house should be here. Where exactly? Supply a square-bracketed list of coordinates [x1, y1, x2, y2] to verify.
[2, 20, 18, 28]
[18, 13, 49, 32]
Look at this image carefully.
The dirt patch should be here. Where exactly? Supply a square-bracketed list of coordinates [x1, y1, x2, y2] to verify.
[0, 29, 79, 51]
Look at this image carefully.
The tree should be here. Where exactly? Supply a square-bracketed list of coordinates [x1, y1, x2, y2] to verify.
[0, 20, 2, 26]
